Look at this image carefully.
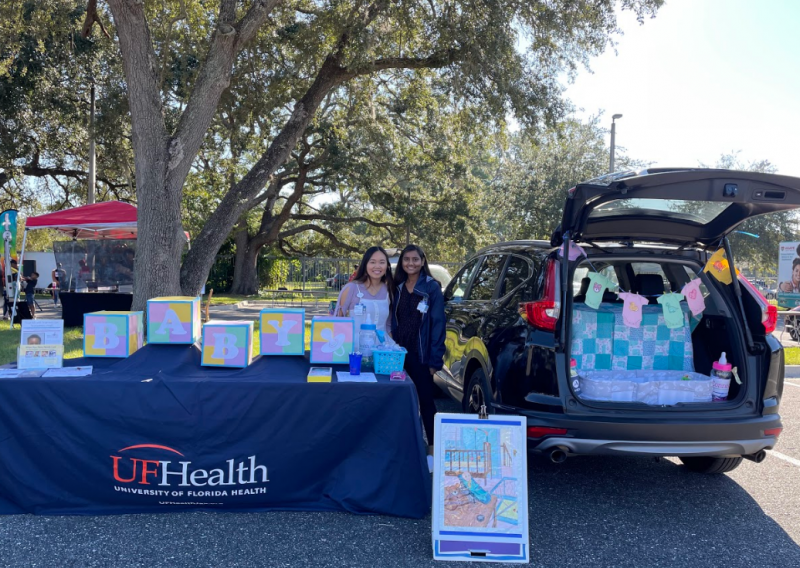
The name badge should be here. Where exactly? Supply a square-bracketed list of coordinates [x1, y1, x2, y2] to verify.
[353, 304, 366, 316]
[418, 300, 429, 314]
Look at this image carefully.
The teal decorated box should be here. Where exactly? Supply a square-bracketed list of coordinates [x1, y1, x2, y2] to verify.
[201, 320, 254, 368]
[260, 308, 305, 356]
[84, 311, 144, 358]
[147, 296, 202, 344]
[310, 316, 354, 364]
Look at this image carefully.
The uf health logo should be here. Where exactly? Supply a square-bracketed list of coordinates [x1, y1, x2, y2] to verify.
[111, 444, 269, 487]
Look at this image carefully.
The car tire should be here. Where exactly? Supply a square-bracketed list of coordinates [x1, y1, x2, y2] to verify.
[767, 292, 776, 300]
[679, 456, 743, 474]
[463, 367, 491, 414]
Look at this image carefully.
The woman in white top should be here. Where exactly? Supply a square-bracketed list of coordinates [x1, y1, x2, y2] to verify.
[335, 246, 394, 334]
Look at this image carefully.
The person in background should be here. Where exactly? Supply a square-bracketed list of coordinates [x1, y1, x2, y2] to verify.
[22, 271, 39, 317]
[76, 259, 90, 292]
[780, 258, 800, 294]
[51, 262, 66, 306]
[391, 244, 446, 449]
[336, 247, 394, 334]
[347, 263, 359, 283]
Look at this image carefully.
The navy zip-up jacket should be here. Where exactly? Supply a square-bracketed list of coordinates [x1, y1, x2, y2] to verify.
[391, 275, 447, 370]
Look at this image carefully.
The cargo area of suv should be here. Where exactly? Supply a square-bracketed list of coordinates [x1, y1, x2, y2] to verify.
[568, 255, 751, 408]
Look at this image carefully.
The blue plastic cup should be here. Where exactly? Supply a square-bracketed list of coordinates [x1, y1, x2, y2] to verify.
[349, 353, 362, 375]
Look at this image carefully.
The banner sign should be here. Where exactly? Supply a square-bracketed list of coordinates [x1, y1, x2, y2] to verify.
[0, 346, 432, 517]
[432, 413, 530, 563]
[778, 241, 800, 308]
[1, 209, 18, 299]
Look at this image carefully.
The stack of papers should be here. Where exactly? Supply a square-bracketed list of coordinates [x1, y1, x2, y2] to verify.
[336, 372, 377, 383]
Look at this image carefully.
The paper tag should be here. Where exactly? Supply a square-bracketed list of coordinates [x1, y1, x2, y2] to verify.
[418, 300, 429, 314]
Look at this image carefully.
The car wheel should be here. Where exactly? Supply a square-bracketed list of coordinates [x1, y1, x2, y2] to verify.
[679, 456, 743, 474]
[767, 292, 775, 300]
[791, 328, 800, 342]
[463, 367, 491, 414]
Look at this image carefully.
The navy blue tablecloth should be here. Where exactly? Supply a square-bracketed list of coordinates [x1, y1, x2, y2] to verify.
[0, 345, 432, 518]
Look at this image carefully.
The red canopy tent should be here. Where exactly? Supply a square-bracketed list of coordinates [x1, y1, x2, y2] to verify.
[25, 201, 138, 240]
[10, 201, 188, 327]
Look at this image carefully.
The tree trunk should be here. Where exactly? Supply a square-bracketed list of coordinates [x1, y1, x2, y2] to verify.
[229, 228, 261, 295]
[179, 55, 345, 296]
[107, 0, 183, 312]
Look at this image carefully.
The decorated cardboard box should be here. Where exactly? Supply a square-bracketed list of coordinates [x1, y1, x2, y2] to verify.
[147, 296, 202, 344]
[84, 311, 144, 358]
[201, 320, 254, 368]
[260, 308, 305, 356]
[310, 316, 354, 364]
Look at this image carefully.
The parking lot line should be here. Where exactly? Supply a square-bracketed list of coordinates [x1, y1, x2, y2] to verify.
[769, 450, 800, 467]
[784, 381, 800, 388]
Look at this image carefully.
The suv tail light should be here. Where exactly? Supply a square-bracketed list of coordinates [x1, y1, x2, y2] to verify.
[739, 275, 777, 333]
[764, 427, 782, 439]
[527, 426, 568, 438]
[523, 258, 560, 331]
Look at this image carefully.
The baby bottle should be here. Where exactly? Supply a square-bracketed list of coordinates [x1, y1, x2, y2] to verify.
[711, 352, 732, 401]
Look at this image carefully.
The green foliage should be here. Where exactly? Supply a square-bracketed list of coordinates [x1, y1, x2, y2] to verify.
[0, 1, 133, 212]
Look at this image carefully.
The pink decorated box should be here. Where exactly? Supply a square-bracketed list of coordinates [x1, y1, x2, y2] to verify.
[201, 320, 254, 368]
[260, 308, 305, 356]
[84, 311, 144, 358]
[147, 296, 202, 344]
[310, 316, 354, 364]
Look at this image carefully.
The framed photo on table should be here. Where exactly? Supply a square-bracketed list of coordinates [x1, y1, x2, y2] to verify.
[432, 413, 529, 563]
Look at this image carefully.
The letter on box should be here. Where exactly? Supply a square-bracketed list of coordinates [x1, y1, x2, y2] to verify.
[202, 320, 254, 368]
[147, 296, 201, 344]
[310, 317, 354, 364]
[260, 308, 305, 356]
[84, 311, 144, 358]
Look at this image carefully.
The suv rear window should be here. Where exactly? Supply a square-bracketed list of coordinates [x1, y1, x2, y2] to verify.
[590, 199, 731, 224]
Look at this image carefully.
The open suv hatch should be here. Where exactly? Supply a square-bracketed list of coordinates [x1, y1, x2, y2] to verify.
[437, 169, 797, 474]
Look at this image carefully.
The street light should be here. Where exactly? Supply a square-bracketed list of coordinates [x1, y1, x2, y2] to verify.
[609, 113, 623, 174]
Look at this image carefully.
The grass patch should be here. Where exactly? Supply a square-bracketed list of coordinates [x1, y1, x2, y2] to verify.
[784, 347, 800, 366]
[0, 318, 312, 366]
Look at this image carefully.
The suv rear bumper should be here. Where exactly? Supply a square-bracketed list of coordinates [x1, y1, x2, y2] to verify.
[533, 437, 776, 457]
[525, 413, 781, 457]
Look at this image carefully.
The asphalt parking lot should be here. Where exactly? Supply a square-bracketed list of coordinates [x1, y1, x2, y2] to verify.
[2, 382, 800, 568]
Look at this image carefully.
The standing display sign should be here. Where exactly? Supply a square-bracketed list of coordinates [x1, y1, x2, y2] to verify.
[432, 413, 529, 563]
[778, 242, 800, 308]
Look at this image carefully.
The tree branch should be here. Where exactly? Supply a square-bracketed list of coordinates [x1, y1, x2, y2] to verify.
[343, 48, 466, 79]
[292, 213, 402, 230]
[278, 224, 361, 253]
[82, 0, 112, 39]
[167, 0, 283, 187]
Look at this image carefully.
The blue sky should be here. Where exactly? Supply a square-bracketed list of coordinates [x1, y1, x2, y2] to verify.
[563, 0, 800, 176]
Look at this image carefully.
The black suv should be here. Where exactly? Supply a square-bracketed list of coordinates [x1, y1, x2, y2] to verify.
[436, 169, 797, 474]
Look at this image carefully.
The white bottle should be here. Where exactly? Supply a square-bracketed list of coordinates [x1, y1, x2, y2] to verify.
[359, 314, 377, 370]
[711, 351, 733, 401]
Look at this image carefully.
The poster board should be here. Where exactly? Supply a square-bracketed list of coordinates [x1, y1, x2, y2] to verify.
[778, 241, 800, 308]
[21, 319, 64, 346]
[432, 413, 529, 563]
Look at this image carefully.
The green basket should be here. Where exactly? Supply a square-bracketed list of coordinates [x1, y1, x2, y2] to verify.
[373, 347, 407, 375]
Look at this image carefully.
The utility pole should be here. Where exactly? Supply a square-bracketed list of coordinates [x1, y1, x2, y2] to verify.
[88, 79, 96, 204]
[609, 113, 622, 174]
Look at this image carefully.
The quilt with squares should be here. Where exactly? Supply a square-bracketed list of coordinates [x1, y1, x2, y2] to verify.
[571, 304, 695, 372]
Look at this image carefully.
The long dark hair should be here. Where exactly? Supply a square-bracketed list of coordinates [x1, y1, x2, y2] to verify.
[394, 244, 437, 286]
[353, 246, 394, 304]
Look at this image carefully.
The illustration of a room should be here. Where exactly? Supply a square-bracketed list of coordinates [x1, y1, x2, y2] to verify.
[441, 425, 519, 529]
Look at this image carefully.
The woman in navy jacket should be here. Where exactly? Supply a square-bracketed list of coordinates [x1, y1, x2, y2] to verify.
[392, 244, 446, 446]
